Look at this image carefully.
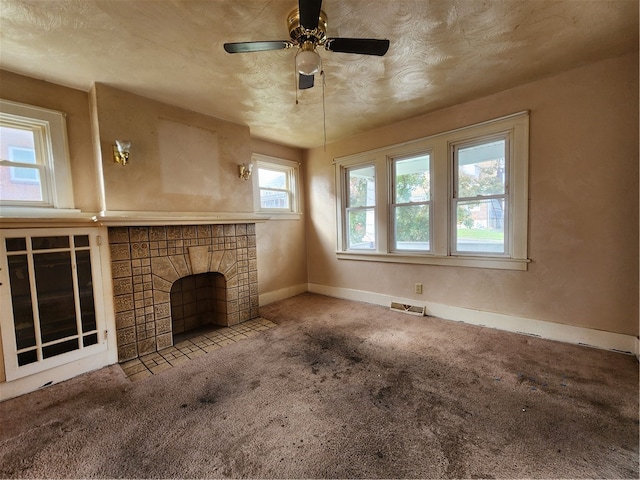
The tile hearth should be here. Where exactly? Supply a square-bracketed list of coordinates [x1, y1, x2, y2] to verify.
[120, 317, 276, 381]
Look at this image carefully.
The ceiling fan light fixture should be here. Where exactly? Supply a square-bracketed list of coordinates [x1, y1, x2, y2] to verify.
[296, 48, 321, 75]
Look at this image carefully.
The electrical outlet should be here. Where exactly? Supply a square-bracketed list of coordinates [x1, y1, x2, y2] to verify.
[415, 283, 423, 295]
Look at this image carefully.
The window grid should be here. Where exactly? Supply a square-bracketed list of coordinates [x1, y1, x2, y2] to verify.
[5, 235, 99, 367]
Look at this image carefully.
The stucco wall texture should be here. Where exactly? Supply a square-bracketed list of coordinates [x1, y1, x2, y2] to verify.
[0, 50, 637, 388]
[305, 52, 639, 337]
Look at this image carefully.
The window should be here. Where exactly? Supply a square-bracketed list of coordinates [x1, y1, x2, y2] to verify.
[346, 164, 376, 250]
[391, 153, 431, 252]
[334, 112, 529, 270]
[252, 154, 300, 216]
[0, 99, 75, 212]
[453, 137, 508, 255]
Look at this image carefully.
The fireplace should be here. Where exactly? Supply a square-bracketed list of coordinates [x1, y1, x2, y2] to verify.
[108, 223, 258, 362]
[171, 272, 227, 336]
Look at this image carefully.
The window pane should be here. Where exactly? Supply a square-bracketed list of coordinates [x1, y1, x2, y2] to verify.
[258, 168, 286, 189]
[347, 208, 375, 250]
[6, 237, 27, 251]
[18, 350, 37, 366]
[74, 235, 90, 247]
[43, 339, 79, 359]
[76, 250, 97, 333]
[457, 140, 506, 197]
[0, 125, 36, 158]
[260, 189, 290, 209]
[395, 155, 430, 203]
[0, 126, 42, 202]
[394, 204, 430, 251]
[34, 251, 78, 344]
[348, 165, 375, 207]
[8, 254, 36, 350]
[8, 146, 36, 164]
[0, 165, 43, 202]
[456, 199, 505, 253]
[32, 236, 69, 250]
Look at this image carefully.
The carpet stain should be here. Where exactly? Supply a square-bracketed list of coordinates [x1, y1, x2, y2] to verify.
[2, 294, 638, 479]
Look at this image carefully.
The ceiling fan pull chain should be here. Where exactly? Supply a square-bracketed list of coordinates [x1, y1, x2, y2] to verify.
[294, 58, 299, 104]
[321, 69, 327, 151]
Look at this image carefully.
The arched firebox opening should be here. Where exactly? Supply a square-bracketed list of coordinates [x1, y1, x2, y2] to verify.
[170, 272, 226, 341]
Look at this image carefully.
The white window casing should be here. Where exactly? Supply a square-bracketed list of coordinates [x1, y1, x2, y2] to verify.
[252, 153, 301, 218]
[0, 99, 76, 216]
[334, 111, 530, 271]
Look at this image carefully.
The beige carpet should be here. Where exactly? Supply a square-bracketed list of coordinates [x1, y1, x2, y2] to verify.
[1, 293, 638, 478]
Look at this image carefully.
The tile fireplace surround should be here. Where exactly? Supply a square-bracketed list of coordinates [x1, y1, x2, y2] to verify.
[108, 223, 258, 362]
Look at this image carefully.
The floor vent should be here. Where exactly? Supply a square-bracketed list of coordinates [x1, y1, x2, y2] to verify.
[390, 302, 425, 316]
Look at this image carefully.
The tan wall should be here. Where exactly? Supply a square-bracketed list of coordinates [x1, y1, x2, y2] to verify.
[0, 70, 100, 212]
[251, 138, 308, 296]
[305, 52, 639, 337]
[0, 79, 307, 383]
[93, 83, 254, 213]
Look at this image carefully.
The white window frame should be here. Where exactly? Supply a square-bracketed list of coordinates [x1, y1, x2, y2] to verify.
[451, 134, 510, 257]
[389, 152, 432, 253]
[334, 111, 530, 271]
[252, 154, 301, 218]
[0, 99, 76, 215]
[344, 162, 377, 250]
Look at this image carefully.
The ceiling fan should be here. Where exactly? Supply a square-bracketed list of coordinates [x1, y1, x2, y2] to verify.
[223, 0, 390, 90]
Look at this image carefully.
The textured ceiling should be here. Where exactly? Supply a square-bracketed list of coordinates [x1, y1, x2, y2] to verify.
[0, 0, 637, 149]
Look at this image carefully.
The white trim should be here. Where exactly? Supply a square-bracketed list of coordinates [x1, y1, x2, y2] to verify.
[97, 210, 270, 226]
[333, 111, 529, 271]
[252, 154, 301, 215]
[0, 210, 271, 227]
[307, 283, 638, 356]
[0, 207, 85, 220]
[258, 283, 308, 307]
[0, 351, 114, 401]
[0, 98, 74, 210]
[336, 251, 530, 271]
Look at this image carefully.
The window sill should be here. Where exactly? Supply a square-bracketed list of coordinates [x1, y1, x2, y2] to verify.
[0, 206, 92, 228]
[336, 251, 530, 271]
[259, 211, 302, 220]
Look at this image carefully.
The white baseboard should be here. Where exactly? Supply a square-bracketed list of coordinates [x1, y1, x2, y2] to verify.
[308, 283, 639, 356]
[259, 283, 309, 307]
[0, 352, 116, 402]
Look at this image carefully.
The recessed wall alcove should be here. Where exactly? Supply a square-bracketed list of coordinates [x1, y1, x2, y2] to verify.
[108, 223, 258, 362]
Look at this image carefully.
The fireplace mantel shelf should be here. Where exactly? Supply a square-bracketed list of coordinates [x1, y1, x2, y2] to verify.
[0, 210, 270, 228]
[96, 210, 270, 226]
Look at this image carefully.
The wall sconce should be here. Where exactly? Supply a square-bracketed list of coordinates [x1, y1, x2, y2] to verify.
[113, 140, 131, 166]
[238, 163, 253, 180]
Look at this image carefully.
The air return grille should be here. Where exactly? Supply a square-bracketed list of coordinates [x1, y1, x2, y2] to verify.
[390, 302, 426, 316]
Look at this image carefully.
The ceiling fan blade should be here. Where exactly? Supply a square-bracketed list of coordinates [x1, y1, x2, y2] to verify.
[325, 38, 390, 56]
[223, 41, 291, 53]
[299, 0, 322, 30]
[299, 74, 314, 90]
